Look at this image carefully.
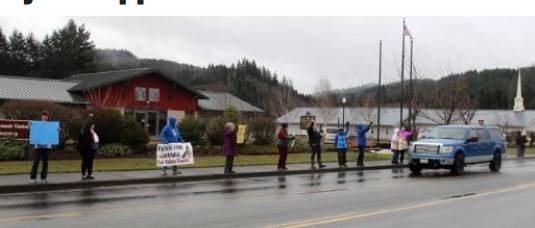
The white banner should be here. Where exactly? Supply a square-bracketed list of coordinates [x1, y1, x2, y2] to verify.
[156, 142, 194, 167]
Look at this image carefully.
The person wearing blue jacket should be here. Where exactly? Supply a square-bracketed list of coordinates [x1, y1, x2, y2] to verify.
[334, 122, 350, 168]
[159, 117, 183, 176]
[356, 122, 373, 167]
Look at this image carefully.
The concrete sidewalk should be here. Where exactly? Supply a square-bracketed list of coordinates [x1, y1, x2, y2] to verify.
[0, 160, 401, 194]
[0, 154, 530, 194]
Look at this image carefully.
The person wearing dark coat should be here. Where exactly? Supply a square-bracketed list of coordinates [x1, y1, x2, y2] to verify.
[223, 122, 238, 174]
[78, 114, 99, 180]
[30, 111, 53, 184]
[307, 121, 326, 169]
[516, 131, 528, 159]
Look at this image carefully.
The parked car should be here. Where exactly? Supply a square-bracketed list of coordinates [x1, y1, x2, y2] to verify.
[409, 125, 506, 175]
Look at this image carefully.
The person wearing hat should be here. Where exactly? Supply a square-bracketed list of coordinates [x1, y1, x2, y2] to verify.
[30, 111, 52, 184]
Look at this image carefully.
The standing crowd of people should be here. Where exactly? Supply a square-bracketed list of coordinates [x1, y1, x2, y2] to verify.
[27, 111, 533, 184]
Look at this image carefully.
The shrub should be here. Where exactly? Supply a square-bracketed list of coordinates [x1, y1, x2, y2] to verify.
[0, 100, 65, 121]
[121, 116, 149, 153]
[92, 108, 124, 145]
[99, 143, 129, 157]
[223, 106, 241, 125]
[0, 138, 26, 161]
[206, 117, 226, 146]
[249, 117, 276, 145]
[179, 118, 206, 145]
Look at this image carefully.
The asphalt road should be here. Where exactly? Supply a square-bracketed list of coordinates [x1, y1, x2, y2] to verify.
[1, 159, 535, 228]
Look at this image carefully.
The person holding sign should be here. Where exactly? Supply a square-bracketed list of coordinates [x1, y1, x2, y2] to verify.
[277, 123, 294, 171]
[29, 111, 56, 184]
[159, 117, 183, 176]
[223, 122, 238, 174]
[78, 114, 99, 180]
[335, 122, 350, 168]
[307, 121, 325, 169]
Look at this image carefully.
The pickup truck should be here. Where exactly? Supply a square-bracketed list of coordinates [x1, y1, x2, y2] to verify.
[409, 125, 506, 175]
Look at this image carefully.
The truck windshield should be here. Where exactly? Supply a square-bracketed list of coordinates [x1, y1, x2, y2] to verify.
[422, 127, 466, 140]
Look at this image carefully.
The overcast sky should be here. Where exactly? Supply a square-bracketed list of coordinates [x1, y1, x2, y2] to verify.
[1, 17, 535, 94]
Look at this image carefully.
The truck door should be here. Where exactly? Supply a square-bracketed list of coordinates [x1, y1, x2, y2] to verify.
[477, 129, 492, 159]
[465, 129, 482, 163]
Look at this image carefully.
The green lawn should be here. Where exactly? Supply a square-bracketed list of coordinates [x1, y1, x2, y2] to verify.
[0, 152, 391, 175]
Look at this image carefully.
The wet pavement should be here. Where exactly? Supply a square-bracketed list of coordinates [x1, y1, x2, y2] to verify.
[0, 160, 395, 187]
[1, 159, 535, 227]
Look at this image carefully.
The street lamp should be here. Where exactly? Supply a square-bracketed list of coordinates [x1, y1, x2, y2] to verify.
[342, 97, 347, 128]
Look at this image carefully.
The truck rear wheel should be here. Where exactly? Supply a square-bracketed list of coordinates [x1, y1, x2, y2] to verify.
[489, 152, 502, 172]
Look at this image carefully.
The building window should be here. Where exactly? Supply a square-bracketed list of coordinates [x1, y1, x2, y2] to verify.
[149, 88, 160, 102]
[135, 87, 146, 101]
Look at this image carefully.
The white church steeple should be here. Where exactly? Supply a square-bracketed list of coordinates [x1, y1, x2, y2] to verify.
[514, 68, 525, 112]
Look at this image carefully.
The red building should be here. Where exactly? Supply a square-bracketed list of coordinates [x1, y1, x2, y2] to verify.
[0, 68, 264, 136]
[65, 68, 207, 135]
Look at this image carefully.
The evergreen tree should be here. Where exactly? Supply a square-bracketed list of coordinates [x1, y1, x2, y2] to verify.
[0, 28, 9, 75]
[24, 33, 41, 77]
[40, 20, 96, 78]
[7, 30, 28, 76]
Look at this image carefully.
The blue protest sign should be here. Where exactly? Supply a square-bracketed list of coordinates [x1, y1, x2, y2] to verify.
[29, 121, 60, 145]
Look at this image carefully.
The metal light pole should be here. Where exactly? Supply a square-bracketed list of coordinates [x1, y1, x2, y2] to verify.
[377, 40, 382, 144]
[342, 97, 347, 127]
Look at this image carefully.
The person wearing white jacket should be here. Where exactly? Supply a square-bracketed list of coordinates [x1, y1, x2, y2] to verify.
[390, 128, 400, 164]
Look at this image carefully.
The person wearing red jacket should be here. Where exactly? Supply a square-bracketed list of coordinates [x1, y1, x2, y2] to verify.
[277, 123, 294, 171]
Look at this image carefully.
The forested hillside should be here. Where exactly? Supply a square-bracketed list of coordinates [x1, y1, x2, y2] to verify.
[340, 68, 535, 110]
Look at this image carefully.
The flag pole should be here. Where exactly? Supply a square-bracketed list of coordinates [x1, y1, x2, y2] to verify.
[409, 38, 414, 129]
[377, 40, 382, 145]
[400, 18, 406, 128]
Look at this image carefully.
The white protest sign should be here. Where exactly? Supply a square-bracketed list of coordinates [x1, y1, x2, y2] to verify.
[156, 142, 194, 167]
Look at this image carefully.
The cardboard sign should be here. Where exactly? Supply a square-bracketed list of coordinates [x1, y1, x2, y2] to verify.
[237, 124, 247, 144]
[0, 120, 29, 140]
[29, 121, 60, 145]
[300, 115, 316, 130]
[156, 142, 194, 167]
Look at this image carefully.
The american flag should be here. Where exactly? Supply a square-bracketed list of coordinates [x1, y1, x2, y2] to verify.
[404, 25, 413, 39]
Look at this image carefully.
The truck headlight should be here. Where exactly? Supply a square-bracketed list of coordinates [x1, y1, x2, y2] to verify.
[440, 146, 454, 154]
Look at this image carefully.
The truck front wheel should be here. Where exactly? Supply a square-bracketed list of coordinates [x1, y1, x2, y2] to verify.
[451, 153, 465, 175]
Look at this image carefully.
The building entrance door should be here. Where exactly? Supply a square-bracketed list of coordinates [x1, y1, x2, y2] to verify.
[134, 110, 160, 136]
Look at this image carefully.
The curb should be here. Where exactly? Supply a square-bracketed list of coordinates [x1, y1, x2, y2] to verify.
[0, 164, 408, 194]
[0, 157, 532, 194]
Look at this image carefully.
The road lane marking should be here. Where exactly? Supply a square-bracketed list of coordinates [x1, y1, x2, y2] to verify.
[272, 181, 535, 228]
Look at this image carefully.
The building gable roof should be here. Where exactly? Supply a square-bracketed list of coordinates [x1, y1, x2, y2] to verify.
[0, 75, 89, 105]
[66, 68, 207, 99]
[198, 91, 263, 113]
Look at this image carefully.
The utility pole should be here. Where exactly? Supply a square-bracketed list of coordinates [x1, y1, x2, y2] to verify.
[400, 18, 406, 128]
[377, 40, 382, 144]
